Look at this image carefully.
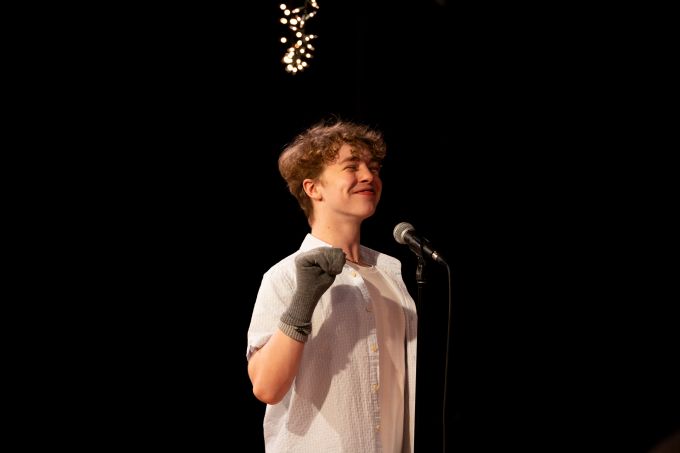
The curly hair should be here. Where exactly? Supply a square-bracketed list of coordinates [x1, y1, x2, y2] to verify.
[278, 119, 387, 222]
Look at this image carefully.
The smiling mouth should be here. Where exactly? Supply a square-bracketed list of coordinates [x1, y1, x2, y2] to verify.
[353, 185, 375, 194]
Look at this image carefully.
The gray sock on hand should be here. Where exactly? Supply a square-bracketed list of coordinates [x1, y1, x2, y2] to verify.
[279, 247, 346, 342]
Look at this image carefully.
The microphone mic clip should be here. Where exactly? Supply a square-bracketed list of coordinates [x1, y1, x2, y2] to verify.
[393, 222, 447, 266]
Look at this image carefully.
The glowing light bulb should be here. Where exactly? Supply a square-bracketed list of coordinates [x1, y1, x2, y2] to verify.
[278, 0, 320, 74]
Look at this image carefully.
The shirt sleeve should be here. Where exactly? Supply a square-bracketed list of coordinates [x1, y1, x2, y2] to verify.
[246, 263, 295, 361]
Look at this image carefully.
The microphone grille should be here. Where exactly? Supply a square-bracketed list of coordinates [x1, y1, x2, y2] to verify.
[393, 222, 415, 244]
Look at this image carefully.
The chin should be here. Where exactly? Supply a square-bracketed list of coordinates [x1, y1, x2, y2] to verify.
[358, 207, 377, 220]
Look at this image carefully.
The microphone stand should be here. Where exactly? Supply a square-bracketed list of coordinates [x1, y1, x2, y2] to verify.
[411, 244, 427, 303]
[403, 233, 450, 453]
[410, 242, 437, 451]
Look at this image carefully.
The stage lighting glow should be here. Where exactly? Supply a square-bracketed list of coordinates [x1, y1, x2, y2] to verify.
[279, 1, 319, 74]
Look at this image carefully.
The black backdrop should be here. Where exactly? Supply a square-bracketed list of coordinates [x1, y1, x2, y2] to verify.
[93, 1, 679, 452]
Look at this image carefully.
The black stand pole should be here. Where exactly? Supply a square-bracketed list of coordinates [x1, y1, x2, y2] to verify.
[416, 254, 427, 303]
[406, 234, 448, 453]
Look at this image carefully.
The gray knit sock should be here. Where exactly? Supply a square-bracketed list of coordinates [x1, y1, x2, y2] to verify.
[279, 247, 346, 342]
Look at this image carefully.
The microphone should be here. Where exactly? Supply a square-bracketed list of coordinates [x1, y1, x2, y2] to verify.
[393, 222, 447, 265]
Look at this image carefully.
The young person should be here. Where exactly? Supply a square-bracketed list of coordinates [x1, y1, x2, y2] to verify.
[246, 119, 418, 452]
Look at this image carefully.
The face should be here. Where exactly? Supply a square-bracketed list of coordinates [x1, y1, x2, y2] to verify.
[308, 144, 383, 223]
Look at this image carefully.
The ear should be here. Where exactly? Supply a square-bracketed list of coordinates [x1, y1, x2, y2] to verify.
[302, 178, 323, 201]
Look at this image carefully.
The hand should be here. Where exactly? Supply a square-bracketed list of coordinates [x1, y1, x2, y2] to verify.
[294, 247, 346, 301]
[279, 247, 346, 341]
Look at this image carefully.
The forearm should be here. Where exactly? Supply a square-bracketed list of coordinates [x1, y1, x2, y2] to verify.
[249, 247, 344, 404]
[248, 328, 305, 404]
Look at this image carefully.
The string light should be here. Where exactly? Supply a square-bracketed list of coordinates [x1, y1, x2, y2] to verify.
[279, 1, 319, 74]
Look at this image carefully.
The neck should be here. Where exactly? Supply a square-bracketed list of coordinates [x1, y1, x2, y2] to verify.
[345, 255, 372, 267]
[310, 218, 362, 264]
[345, 255, 361, 264]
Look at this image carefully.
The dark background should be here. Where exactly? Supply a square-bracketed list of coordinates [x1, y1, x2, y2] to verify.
[84, 1, 678, 452]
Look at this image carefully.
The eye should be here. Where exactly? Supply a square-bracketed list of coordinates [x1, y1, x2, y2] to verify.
[344, 165, 358, 171]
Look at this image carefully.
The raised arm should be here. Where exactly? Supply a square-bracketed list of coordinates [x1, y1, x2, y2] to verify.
[248, 247, 345, 404]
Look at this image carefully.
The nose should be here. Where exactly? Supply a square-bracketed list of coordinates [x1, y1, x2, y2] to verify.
[358, 162, 375, 182]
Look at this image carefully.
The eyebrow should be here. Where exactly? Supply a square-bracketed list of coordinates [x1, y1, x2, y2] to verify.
[338, 155, 380, 165]
[338, 156, 360, 164]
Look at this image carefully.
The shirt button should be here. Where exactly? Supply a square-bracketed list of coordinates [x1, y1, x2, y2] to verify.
[351, 271, 358, 277]
[372, 383, 379, 393]
[375, 424, 381, 432]
[371, 344, 378, 353]
[365, 304, 372, 312]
